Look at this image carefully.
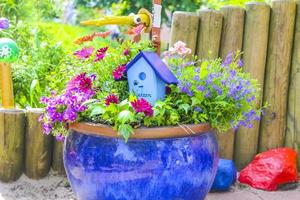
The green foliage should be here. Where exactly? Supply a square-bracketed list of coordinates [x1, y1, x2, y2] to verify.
[164, 50, 263, 132]
[0, 0, 61, 23]
[0, 21, 90, 108]
[202, 0, 269, 9]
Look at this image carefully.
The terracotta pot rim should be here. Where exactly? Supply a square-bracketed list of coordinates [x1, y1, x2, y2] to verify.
[69, 122, 212, 140]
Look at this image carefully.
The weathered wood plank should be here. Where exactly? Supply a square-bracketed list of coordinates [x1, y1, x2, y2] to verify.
[259, 0, 296, 152]
[286, 0, 300, 171]
[25, 109, 53, 179]
[52, 139, 65, 175]
[219, 6, 245, 59]
[218, 6, 245, 160]
[197, 9, 223, 59]
[234, 2, 270, 170]
[170, 11, 199, 54]
[0, 109, 25, 182]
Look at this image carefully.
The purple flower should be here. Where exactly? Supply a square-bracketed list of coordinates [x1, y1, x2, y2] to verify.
[222, 52, 233, 66]
[74, 47, 94, 60]
[213, 85, 222, 95]
[40, 73, 95, 137]
[238, 59, 244, 67]
[197, 85, 205, 92]
[205, 74, 214, 85]
[0, 18, 9, 30]
[42, 123, 52, 135]
[56, 134, 65, 142]
[205, 90, 211, 98]
[195, 107, 202, 113]
[194, 75, 200, 81]
[187, 90, 193, 97]
[90, 74, 97, 81]
[194, 67, 200, 73]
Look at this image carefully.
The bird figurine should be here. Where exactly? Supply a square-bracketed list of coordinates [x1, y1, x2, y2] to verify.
[80, 8, 153, 34]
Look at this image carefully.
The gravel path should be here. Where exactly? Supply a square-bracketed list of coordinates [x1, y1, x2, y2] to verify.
[0, 171, 299, 200]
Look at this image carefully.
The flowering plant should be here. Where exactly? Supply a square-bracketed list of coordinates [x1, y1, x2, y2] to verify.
[40, 32, 263, 141]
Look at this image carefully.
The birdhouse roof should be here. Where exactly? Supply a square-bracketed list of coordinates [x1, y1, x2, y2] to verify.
[126, 51, 178, 84]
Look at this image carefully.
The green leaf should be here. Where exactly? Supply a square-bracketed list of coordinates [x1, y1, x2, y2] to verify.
[118, 99, 130, 110]
[179, 103, 190, 114]
[118, 124, 133, 142]
[118, 110, 134, 123]
[90, 105, 106, 116]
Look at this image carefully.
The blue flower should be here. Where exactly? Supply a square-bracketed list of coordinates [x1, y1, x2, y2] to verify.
[238, 59, 244, 67]
[197, 85, 205, 92]
[194, 67, 200, 73]
[205, 90, 211, 98]
[194, 75, 200, 81]
[194, 107, 202, 112]
[213, 85, 222, 95]
[222, 52, 233, 66]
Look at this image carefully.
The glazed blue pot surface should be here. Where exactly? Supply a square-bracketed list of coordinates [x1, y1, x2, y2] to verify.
[64, 126, 219, 200]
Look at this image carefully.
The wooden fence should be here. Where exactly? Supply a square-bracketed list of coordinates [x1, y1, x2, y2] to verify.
[171, 0, 300, 170]
[0, 0, 300, 182]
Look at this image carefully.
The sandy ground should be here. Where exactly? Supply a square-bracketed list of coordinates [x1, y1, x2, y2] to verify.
[0, 171, 299, 200]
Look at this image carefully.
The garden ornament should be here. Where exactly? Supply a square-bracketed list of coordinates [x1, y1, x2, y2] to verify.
[81, 9, 153, 33]
[81, 0, 162, 54]
[211, 159, 237, 191]
[126, 51, 178, 105]
[0, 37, 19, 108]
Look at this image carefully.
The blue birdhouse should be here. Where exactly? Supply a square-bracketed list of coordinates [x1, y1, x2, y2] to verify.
[126, 51, 178, 105]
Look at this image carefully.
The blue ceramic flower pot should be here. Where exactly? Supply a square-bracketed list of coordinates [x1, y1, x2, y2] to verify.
[64, 123, 219, 200]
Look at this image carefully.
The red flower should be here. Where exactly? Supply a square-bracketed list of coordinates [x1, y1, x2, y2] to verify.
[131, 98, 153, 117]
[123, 49, 130, 56]
[112, 64, 126, 80]
[94, 47, 108, 62]
[105, 94, 119, 106]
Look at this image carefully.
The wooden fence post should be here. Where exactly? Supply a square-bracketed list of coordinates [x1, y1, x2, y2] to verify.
[234, 2, 270, 170]
[218, 6, 245, 160]
[286, 0, 300, 171]
[197, 9, 223, 60]
[0, 109, 25, 182]
[170, 11, 199, 54]
[25, 109, 53, 179]
[219, 6, 245, 59]
[259, 0, 296, 152]
[52, 140, 65, 175]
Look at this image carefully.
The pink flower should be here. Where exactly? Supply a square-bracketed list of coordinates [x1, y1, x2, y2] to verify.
[67, 73, 94, 95]
[105, 94, 119, 106]
[74, 47, 94, 60]
[131, 98, 153, 117]
[164, 41, 192, 57]
[94, 47, 108, 62]
[112, 64, 126, 80]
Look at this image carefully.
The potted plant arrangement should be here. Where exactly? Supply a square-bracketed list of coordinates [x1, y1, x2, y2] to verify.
[39, 16, 262, 200]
